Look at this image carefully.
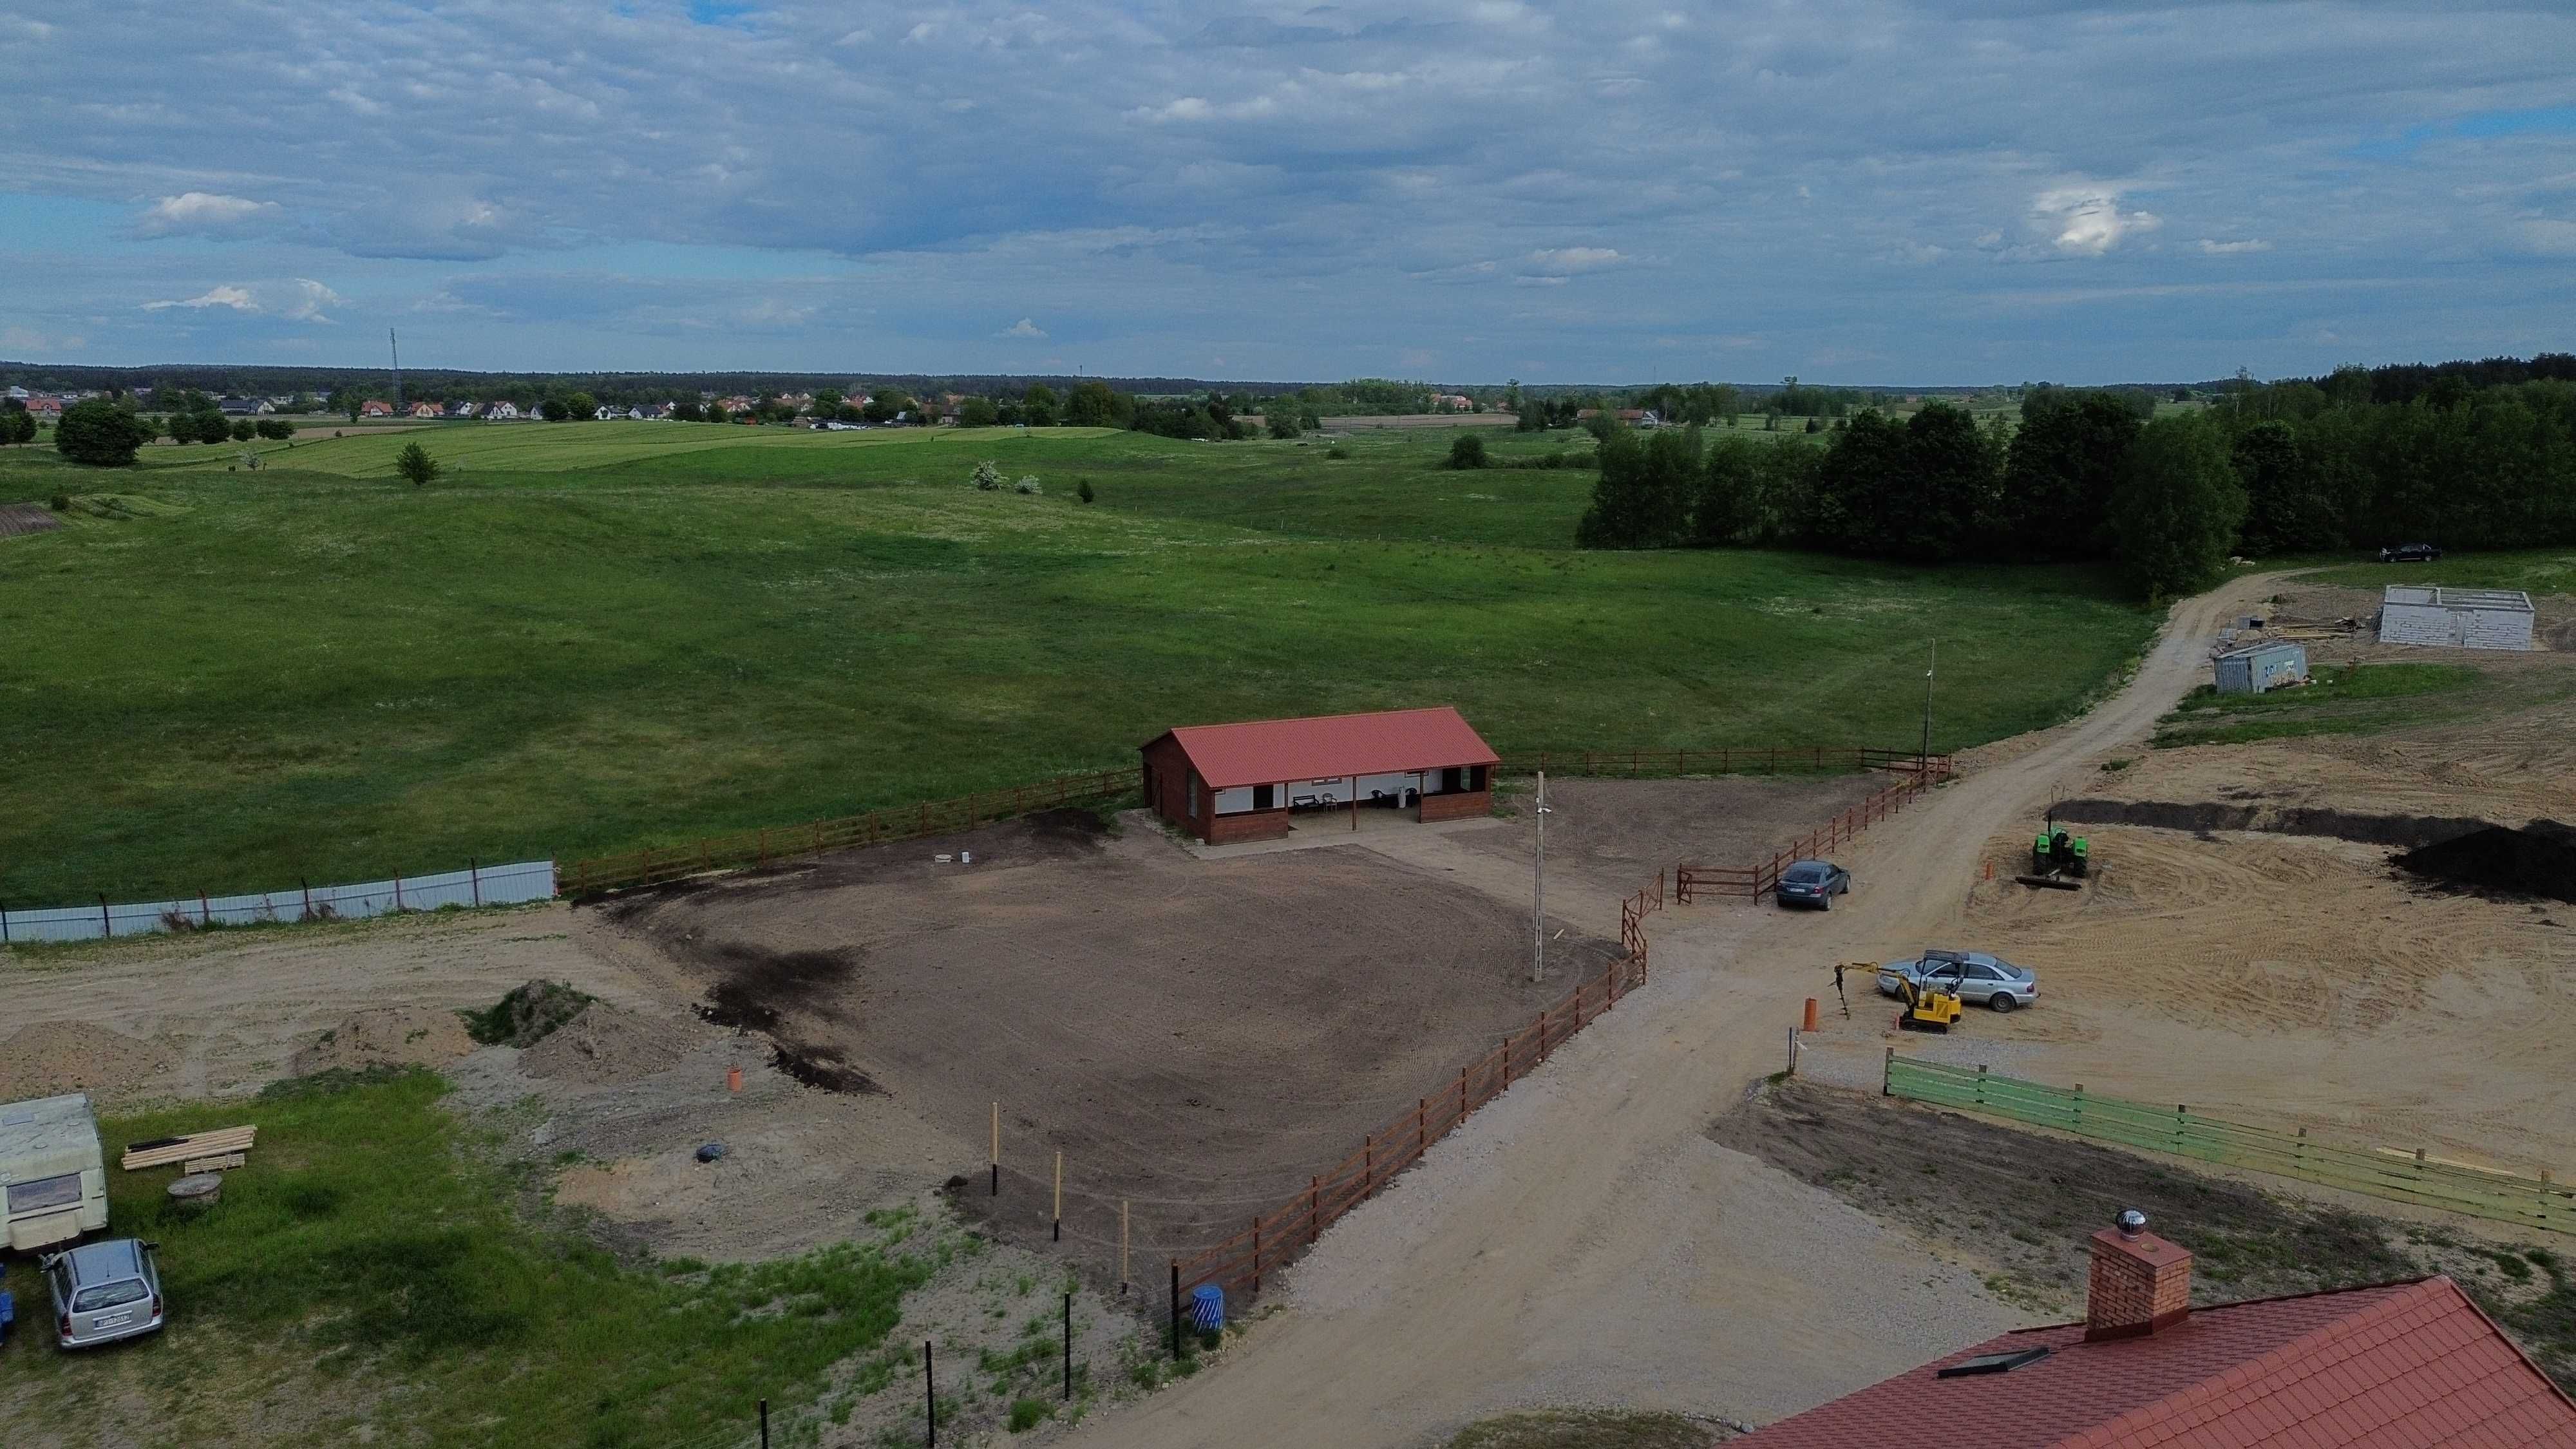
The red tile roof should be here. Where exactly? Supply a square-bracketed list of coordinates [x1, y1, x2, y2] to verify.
[1144, 707, 1500, 790]
[1736, 1276, 2576, 1449]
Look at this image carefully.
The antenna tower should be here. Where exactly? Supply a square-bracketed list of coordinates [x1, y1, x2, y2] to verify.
[390, 328, 403, 411]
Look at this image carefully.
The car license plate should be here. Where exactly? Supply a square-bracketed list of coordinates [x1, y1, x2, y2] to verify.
[96, 1314, 130, 1329]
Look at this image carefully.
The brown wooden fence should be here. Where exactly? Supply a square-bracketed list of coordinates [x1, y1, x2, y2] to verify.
[1173, 925, 1653, 1302]
[564, 768, 1137, 896]
[1676, 755, 1953, 902]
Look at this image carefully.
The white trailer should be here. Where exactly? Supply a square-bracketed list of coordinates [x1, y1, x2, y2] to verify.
[2377, 585, 2535, 651]
[1, 1094, 109, 1251]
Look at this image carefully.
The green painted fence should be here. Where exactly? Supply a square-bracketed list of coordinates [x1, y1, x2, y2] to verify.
[1884, 1056, 2571, 1238]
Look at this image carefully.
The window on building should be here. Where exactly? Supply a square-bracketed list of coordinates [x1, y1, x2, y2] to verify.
[1253, 784, 1274, 810]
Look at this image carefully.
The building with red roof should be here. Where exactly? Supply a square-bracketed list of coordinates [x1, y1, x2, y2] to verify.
[1139, 706, 1501, 844]
[1735, 1217, 2576, 1449]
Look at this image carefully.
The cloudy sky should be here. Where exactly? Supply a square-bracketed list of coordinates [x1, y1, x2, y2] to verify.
[3, 1, 2571, 384]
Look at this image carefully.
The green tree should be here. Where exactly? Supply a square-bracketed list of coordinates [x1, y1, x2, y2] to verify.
[706, 402, 732, 425]
[0, 402, 36, 446]
[255, 417, 295, 440]
[329, 387, 361, 422]
[394, 440, 441, 488]
[1577, 425, 1701, 549]
[1267, 412, 1301, 440]
[813, 389, 844, 417]
[2000, 390, 2142, 559]
[958, 396, 999, 428]
[2230, 420, 2341, 556]
[2108, 414, 2246, 598]
[1021, 383, 1059, 427]
[1063, 380, 1125, 428]
[54, 397, 155, 466]
[565, 392, 600, 421]
[538, 396, 573, 422]
[229, 418, 258, 442]
[971, 460, 1002, 491]
[1447, 434, 1488, 469]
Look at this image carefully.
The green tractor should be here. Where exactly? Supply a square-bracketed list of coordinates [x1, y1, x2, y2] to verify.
[2020, 814, 2089, 889]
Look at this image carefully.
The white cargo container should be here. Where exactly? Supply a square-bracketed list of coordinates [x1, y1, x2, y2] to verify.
[2377, 585, 2535, 651]
[1, 1094, 109, 1251]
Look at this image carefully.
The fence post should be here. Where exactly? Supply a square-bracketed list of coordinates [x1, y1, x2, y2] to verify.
[1417, 1097, 1427, 1162]
[1882, 1046, 1894, 1095]
[0, 900, 8, 947]
[1535, 1009, 1548, 1061]
[1501, 1036, 1512, 1088]
[925, 1340, 937, 1446]
[99, 894, 110, 938]
[2176, 1106, 2188, 1155]
[200, 889, 211, 927]
[1975, 1064, 1987, 1110]
[1251, 1216, 1262, 1295]
[759, 1399, 769, 1449]
[1309, 1176, 1321, 1246]
[1169, 1262, 1180, 1360]
[2295, 1126, 2306, 1179]
[469, 858, 483, 905]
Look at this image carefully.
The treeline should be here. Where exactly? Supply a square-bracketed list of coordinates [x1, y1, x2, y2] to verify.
[1577, 359, 2576, 598]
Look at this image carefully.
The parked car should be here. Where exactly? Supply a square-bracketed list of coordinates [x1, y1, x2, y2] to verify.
[42, 1238, 164, 1350]
[2378, 542, 2443, 563]
[1774, 858, 1851, 909]
[1877, 950, 2038, 1012]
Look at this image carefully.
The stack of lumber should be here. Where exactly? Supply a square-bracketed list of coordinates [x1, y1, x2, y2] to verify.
[121, 1125, 256, 1172]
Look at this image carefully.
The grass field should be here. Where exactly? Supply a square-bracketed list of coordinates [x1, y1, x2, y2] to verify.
[2151, 662, 2488, 746]
[2299, 550, 2576, 598]
[0, 424, 2155, 902]
[0, 1070, 944, 1449]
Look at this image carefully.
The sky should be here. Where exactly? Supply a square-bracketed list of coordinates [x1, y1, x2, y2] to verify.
[1, 0, 2571, 386]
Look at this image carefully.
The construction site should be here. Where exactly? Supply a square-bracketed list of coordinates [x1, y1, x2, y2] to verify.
[4, 574, 2572, 1448]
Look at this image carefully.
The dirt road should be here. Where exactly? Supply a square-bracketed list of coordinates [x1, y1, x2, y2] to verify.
[1068, 574, 2289, 1446]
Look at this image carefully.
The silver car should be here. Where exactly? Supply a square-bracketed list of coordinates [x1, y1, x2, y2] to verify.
[43, 1238, 165, 1349]
[1876, 950, 2038, 1013]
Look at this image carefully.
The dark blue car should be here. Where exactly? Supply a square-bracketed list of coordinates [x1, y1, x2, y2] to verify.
[1775, 858, 1851, 909]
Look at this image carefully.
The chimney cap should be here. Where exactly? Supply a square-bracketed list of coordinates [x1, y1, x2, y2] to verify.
[2116, 1208, 2148, 1238]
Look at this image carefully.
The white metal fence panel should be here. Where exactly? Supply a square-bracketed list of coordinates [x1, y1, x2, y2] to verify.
[0, 861, 556, 946]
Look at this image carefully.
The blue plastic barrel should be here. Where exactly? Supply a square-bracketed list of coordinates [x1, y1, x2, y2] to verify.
[1189, 1284, 1225, 1332]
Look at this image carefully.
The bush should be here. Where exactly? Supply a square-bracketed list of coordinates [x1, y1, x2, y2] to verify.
[53, 397, 156, 466]
[256, 418, 295, 440]
[1007, 1398, 1050, 1432]
[229, 418, 258, 442]
[1014, 476, 1042, 495]
[1075, 478, 1095, 504]
[972, 460, 1002, 491]
[395, 441, 442, 488]
[1325, 446, 1349, 459]
[50, 492, 71, 511]
[1447, 434, 1488, 469]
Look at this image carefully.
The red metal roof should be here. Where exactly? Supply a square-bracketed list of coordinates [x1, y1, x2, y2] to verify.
[1736, 1276, 2576, 1449]
[1144, 707, 1501, 790]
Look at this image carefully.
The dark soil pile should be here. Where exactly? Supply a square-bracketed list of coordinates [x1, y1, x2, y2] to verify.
[2395, 820, 2576, 904]
[462, 979, 596, 1046]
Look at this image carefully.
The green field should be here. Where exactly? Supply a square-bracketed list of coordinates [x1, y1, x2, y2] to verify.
[0, 1071, 946, 1448]
[0, 423, 2157, 902]
[2298, 549, 2576, 598]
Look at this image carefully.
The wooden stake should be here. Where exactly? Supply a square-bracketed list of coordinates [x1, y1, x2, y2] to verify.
[1120, 1200, 1130, 1294]
[1054, 1150, 1063, 1241]
[991, 1102, 999, 1197]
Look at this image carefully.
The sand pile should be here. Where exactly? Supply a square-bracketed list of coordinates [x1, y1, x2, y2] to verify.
[519, 1002, 708, 1085]
[289, 1006, 477, 1077]
[0, 1023, 174, 1101]
[2395, 820, 2576, 903]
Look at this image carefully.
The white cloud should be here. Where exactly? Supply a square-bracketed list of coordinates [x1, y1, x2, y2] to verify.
[135, 191, 275, 237]
[282, 279, 345, 323]
[2199, 238, 2273, 254]
[1526, 246, 1624, 274]
[999, 317, 1047, 339]
[142, 284, 258, 312]
[2515, 220, 2576, 255]
[2031, 187, 2162, 255]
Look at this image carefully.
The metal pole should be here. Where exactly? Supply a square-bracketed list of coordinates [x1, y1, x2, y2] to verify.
[1063, 1292, 1074, 1400]
[1530, 772, 1549, 984]
[924, 1340, 936, 1445]
[759, 1398, 769, 1449]
[991, 1102, 999, 1197]
[1120, 1200, 1130, 1294]
[1169, 1262, 1181, 1360]
[1920, 638, 1936, 768]
[1053, 1150, 1062, 1242]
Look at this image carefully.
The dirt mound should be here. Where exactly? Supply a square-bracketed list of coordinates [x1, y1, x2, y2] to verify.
[289, 1007, 476, 1077]
[462, 979, 595, 1046]
[2053, 797, 2490, 848]
[0, 1022, 173, 1101]
[2396, 820, 2576, 903]
[518, 1002, 709, 1085]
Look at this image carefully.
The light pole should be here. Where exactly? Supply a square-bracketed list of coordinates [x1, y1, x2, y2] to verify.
[1531, 772, 1552, 984]
[1920, 639, 1937, 768]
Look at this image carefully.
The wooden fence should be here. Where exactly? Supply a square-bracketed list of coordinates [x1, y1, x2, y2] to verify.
[1676, 755, 1953, 901]
[1886, 1057, 2571, 1238]
[1173, 935, 1653, 1301]
[564, 768, 1137, 896]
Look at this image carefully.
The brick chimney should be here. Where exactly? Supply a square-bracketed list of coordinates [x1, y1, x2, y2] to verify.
[2086, 1211, 2192, 1341]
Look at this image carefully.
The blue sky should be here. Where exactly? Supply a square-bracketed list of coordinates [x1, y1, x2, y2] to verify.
[2, 1, 2571, 384]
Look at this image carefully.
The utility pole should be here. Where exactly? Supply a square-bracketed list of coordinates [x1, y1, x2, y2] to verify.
[389, 328, 403, 412]
[1920, 639, 1937, 768]
[1530, 772, 1551, 984]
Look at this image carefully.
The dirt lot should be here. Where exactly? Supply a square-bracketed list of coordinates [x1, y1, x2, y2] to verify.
[1714, 1079, 2574, 1389]
[593, 808, 1624, 1289]
[1470, 773, 1893, 904]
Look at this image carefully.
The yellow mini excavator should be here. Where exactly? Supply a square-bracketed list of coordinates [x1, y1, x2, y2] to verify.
[1893, 969, 1964, 1034]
